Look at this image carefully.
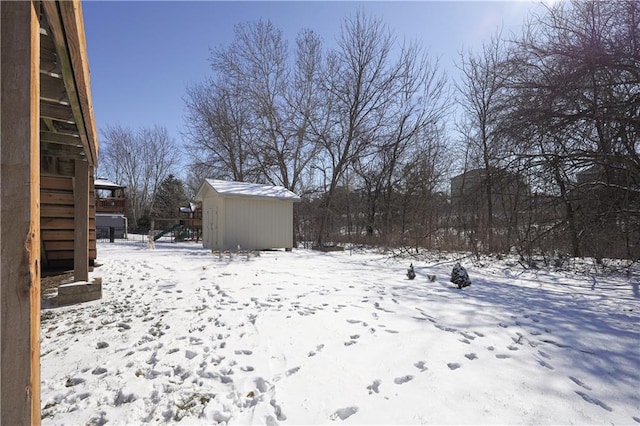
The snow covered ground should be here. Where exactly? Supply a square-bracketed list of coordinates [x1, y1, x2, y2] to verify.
[41, 240, 639, 425]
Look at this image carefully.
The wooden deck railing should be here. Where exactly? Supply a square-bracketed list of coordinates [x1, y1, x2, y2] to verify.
[96, 197, 126, 214]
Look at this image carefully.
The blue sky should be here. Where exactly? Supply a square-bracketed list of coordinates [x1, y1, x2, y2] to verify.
[83, 1, 548, 159]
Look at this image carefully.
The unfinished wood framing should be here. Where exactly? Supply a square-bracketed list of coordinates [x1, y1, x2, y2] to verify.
[0, 1, 42, 423]
[39, 0, 98, 271]
[2, 0, 99, 422]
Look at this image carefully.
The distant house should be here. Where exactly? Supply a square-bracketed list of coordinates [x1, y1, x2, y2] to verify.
[451, 167, 529, 218]
[195, 179, 301, 251]
[95, 178, 128, 239]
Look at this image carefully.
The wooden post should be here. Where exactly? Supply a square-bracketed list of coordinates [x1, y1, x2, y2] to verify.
[74, 159, 89, 281]
[0, 1, 41, 424]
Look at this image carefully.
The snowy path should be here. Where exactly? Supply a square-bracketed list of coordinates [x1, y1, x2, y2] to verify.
[41, 242, 640, 424]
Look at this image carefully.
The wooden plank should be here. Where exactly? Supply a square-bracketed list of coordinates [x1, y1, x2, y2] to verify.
[42, 1, 97, 166]
[41, 191, 74, 205]
[41, 141, 84, 160]
[0, 1, 41, 424]
[41, 130, 80, 146]
[89, 165, 98, 261]
[41, 205, 74, 218]
[74, 159, 89, 281]
[42, 229, 75, 241]
[44, 241, 74, 251]
[45, 250, 74, 261]
[41, 217, 74, 230]
[40, 99, 74, 122]
[41, 175, 73, 191]
[40, 72, 66, 103]
[59, 0, 99, 165]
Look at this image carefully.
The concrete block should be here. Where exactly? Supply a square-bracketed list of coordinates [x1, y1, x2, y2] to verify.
[57, 277, 102, 305]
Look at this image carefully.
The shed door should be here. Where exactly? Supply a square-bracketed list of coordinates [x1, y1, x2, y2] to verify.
[205, 207, 216, 248]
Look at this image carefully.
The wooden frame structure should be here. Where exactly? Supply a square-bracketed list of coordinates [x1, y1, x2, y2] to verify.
[1, 1, 98, 423]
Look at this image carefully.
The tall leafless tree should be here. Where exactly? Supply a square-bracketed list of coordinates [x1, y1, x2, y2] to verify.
[100, 124, 180, 230]
[505, 0, 640, 259]
[184, 21, 323, 196]
[455, 32, 513, 253]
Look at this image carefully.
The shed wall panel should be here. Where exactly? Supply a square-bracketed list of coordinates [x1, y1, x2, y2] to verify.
[223, 197, 293, 250]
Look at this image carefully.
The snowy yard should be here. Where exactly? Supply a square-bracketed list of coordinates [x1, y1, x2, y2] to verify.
[41, 241, 639, 425]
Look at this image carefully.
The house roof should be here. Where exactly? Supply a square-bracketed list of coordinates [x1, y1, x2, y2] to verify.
[196, 179, 301, 202]
[94, 178, 125, 189]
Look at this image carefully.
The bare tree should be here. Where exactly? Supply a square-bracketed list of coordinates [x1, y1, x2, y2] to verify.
[100, 124, 180, 230]
[313, 12, 416, 244]
[184, 20, 323, 196]
[183, 79, 258, 182]
[505, 0, 640, 259]
[455, 32, 513, 253]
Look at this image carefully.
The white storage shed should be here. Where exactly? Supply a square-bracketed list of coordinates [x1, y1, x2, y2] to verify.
[195, 179, 301, 251]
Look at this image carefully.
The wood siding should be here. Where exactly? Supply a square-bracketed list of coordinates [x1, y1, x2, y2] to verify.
[41, 171, 96, 270]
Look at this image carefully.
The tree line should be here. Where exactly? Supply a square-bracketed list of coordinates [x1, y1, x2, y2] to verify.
[100, 1, 639, 261]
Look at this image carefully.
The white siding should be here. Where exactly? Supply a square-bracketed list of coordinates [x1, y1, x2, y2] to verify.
[196, 179, 298, 251]
[223, 196, 293, 250]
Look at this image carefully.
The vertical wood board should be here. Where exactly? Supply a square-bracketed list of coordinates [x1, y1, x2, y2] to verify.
[0, 1, 41, 424]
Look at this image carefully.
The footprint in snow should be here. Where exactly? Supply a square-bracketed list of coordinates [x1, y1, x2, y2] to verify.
[575, 391, 612, 412]
[464, 353, 478, 360]
[447, 363, 461, 370]
[569, 376, 592, 390]
[265, 415, 278, 426]
[308, 344, 325, 357]
[394, 375, 414, 384]
[330, 406, 359, 421]
[286, 366, 300, 376]
[367, 379, 381, 394]
[538, 360, 554, 370]
[495, 354, 510, 359]
[507, 345, 519, 351]
[414, 361, 428, 371]
[538, 350, 551, 359]
[459, 331, 476, 340]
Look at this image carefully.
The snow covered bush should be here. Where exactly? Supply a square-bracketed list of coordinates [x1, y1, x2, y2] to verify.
[407, 263, 416, 280]
[450, 263, 471, 289]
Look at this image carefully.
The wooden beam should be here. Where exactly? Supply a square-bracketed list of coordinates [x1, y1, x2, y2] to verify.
[41, 145, 84, 160]
[41, 1, 97, 166]
[74, 159, 89, 281]
[0, 1, 41, 424]
[59, 0, 99, 166]
[41, 130, 81, 145]
[40, 99, 74, 123]
[40, 72, 67, 104]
